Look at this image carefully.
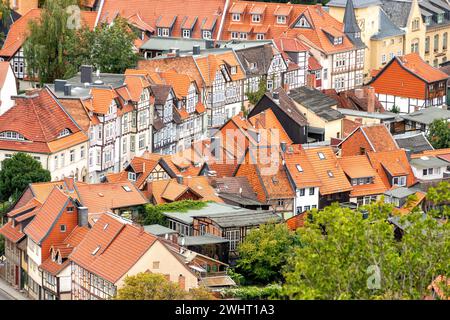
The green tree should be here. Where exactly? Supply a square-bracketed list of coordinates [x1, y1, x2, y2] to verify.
[140, 200, 208, 226]
[0, 153, 51, 202]
[24, 0, 78, 84]
[282, 203, 449, 299]
[236, 222, 298, 284]
[427, 119, 450, 149]
[67, 17, 138, 75]
[0, 1, 12, 42]
[115, 273, 187, 300]
[245, 78, 267, 106]
[389, 105, 400, 113]
[426, 181, 450, 219]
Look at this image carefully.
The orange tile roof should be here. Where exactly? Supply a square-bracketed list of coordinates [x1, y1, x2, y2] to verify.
[30, 181, 68, 203]
[158, 71, 194, 99]
[126, 13, 155, 32]
[274, 37, 309, 53]
[196, 101, 206, 114]
[248, 109, 293, 146]
[99, 0, 225, 39]
[194, 51, 245, 86]
[304, 146, 352, 195]
[0, 89, 85, 154]
[0, 221, 25, 243]
[7, 198, 42, 218]
[428, 275, 450, 300]
[229, 2, 247, 14]
[367, 150, 417, 189]
[397, 53, 449, 84]
[338, 155, 387, 197]
[90, 87, 118, 114]
[161, 180, 190, 201]
[228, 24, 253, 33]
[156, 14, 177, 28]
[69, 213, 157, 284]
[58, 98, 92, 132]
[0, 9, 96, 58]
[76, 181, 148, 214]
[411, 148, 450, 159]
[24, 187, 71, 244]
[339, 124, 399, 153]
[283, 144, 321, 188]
[222, 2, 355, 54]
[286, 213, 306, 230]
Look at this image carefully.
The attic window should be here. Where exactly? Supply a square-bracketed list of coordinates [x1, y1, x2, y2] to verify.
[333, 37, 343, 45]
[58, 128, 71, 138]
[92, 246, 101, 256]
[122, 185, 132, 192]
[128, 172, 136, 181]
[318, 152, 326, 160]
[327, 170, 334, 178]
[296, 164, 303, 172]
[231, 66, 237, 75]
[0, 131, 25, 141]
[277, 15, 286, 24]
[103, 223, 109, 231]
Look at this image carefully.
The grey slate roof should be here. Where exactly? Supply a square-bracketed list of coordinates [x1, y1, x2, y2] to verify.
[401, 107, 450, 125]
[178, 234, 229, 246]
[288, 87, 344, 122]
[384, 186, 416, 199]
[327, 0, 381, 7]
[235, 44, 274, 76]
[210, 176, 259, 201]
[197, 211, 282, 228]
[410, 156, 450, 169]
[343, 0, 366, 48]
[266, 88, 309, 126]
[150, 84, 172, 105]
[380, 0, 412, 28]
[144, 224, 178, 236]
[371, 8, 405, 40]
[394, 132, 434, 153]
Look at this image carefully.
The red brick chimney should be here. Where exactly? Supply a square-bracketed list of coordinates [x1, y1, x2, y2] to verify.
[367, 86, 375, 113]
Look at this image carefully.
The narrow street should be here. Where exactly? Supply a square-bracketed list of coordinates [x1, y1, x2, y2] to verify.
[0, 289, 12, 300]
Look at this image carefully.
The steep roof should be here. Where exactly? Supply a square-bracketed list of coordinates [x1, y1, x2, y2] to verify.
[283, 144, 322, 188]
[371, 8, 405, 40]
[235, 44, 276, 76]
[394, 132, 434, 154]
[338, 155, 387, 197]
[0, 89, 87, 154]
[395, 53, 449, 83]
[260, 89, 309, 127]
[304, 146, 352, 195]
[69, 213, 157, 284]
[24, 187, 70, 245]
[367, 149, 417, 189]
[339, 124, 399, 152]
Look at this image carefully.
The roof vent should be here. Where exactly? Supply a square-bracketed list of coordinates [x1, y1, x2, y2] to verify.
[98, 192, 104, 197]
[94, 79, 104, 85]
[64, 84, 72, 96]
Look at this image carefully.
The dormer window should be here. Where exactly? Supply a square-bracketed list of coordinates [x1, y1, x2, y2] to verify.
[182, 29, 191, 38]
[425, 16, 432, 26]
[128, 172, 136, 181]
[0, 131, 25, 141]
[230, 66, 237, 74]
[295, 16, 310, 28]
[392, 176, 406, 187]
[240, 32, 248, 40]
[58, 128, 71, 138]
[202, 30, 212, 39]
[231, 32, 239, 39]
[256, 33, 265, 40]
[277, 15, 286, 24]
[157, 28, 170, 37]
[252, 14, 261, 23]
[232, 13, 240, 21]
[333, 37, 343, 45]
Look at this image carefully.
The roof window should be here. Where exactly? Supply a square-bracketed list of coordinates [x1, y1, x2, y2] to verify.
[327, 170, 334, 178]
[296, 164, 303, 172]
[122, 185, 132, 192]
[318, 152, 326, 160]
[92, 246, 101, 255]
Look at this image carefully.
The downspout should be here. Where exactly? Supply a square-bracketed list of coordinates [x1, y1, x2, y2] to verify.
[217, 0, 230, 41]
[94, 0, 105, 28]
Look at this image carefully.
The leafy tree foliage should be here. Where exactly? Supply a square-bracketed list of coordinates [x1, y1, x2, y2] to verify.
[245, 78, 267, 106]
[140, 200, 208, 226]
[66, 17, 138, 75]
[223, 284, 284, 300]
[0, 1, 12, 42]
[115, 272, 214, 300]
[116, 273, 186, 300]
[282, 203, 449, 299]
[24, 0, 78, 84]
[236, 222, 298, 284]
[427, 119, 450, 149]
[0, 153, 51, 202]
[426, 181, 450, 219]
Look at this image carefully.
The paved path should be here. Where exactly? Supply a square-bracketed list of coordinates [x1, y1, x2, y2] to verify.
[0, 278, 29, 300]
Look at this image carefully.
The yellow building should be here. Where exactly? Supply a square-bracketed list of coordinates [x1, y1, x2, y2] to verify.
[6, 0, 38, 15]
[327, 0, 450, 75]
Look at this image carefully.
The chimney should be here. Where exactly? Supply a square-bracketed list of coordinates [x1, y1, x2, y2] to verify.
[64, 84, 72, 96]
[193, 45, 201, 55]
[280, 141, 287, 153]
[367, 86, 375, 113]
[170, 48, 180, 57]
[78, 207, 88, 227]
[205, 39, 214, 49]
[176, 175, 183, 184]
[272, 92, 279, 104]
[54, 79, 67, 92]
[80, 65, 93, 84]
[306, 73, 316, 89]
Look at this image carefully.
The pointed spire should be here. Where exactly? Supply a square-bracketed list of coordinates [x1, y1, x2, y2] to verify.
[343, 0, 365, 48]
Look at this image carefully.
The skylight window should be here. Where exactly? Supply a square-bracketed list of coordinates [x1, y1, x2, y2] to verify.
[58, 128, 71, 138]
[327, 170, 334, 178]
[92, 246, 101, 255]
[296, 164, 303, 172]
[122, 185, 132, 192]
[318, 152, 326, 160]
[103, 223, 109, 231]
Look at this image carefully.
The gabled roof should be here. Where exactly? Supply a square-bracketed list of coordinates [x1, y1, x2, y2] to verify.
[69, 213, 157, 284]
[0, 220, 25, 243]
[304, 146, 352, 195]
[338, 155, 387, 197]
[75, 181, 148, 214]
[367, 149, 417, 189]
[24, 187, 71, 245]
[339, 124, 399, 152]
[283, 144, 322, 188]
[394, 132, 434, 154]
[90, 87, 118, 114]
[194, 51, 246, 86]
[209, 176, 258, 201]
[0, 89, 87, 154]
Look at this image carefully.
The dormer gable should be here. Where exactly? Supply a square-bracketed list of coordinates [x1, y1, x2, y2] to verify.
[293, 14, 312, 29]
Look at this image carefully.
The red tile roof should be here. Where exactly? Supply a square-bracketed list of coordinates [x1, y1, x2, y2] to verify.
[304, 146, 352, 195]
[24, 187, 70, 244]
[0, 221, 25, 243]
[283, 144, 321, 188]
[0, 89, 87, 154]
[367, 150, 417, 189]
[69, 213, 157, 284]
[397, 53, 449, 84]
[99, 0, 225, 39]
